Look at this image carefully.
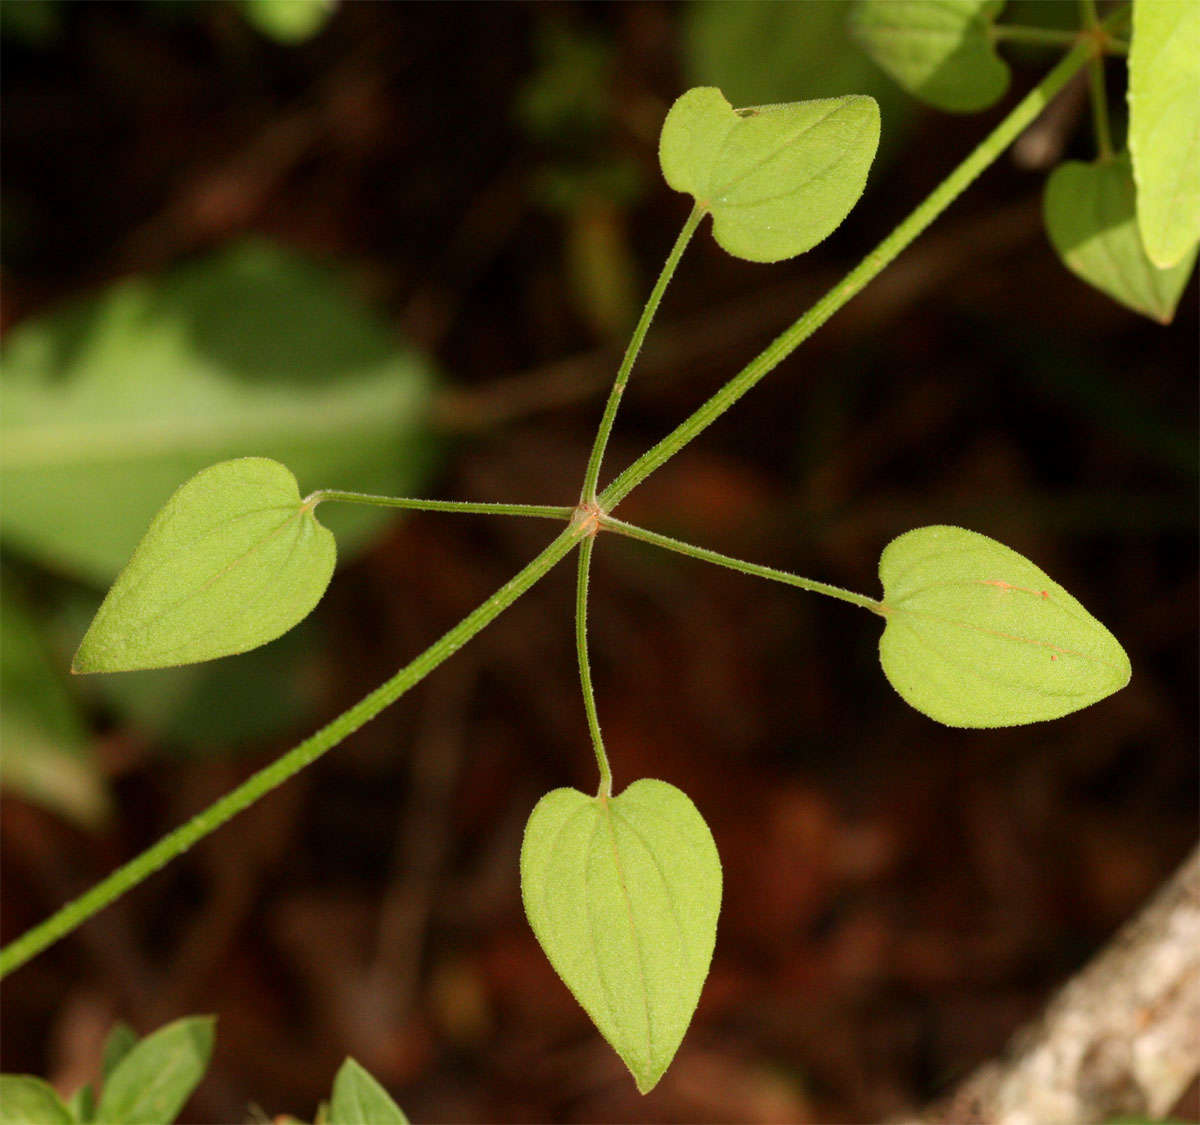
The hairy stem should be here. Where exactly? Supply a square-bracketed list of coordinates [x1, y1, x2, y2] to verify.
[579, 204, 704, 504]
[308, 489, 573, 521]
[603, 517, 883, 613]
[0, 527, 580, 978]
[575, 537, 613, 797]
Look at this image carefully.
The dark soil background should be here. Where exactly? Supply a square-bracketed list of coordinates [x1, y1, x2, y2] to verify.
[2, 3, 1196, 1122]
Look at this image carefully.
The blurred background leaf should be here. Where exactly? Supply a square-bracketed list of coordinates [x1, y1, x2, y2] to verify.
[1, 240, 439, 585]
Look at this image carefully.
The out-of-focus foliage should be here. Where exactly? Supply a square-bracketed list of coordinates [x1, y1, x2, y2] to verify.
[848, 0, 1010, 113]
[1044, 157, 1198, 324]
[1, 240, 439, 585]
[240, 0, 336, 43]
[0, 581, 109, 828]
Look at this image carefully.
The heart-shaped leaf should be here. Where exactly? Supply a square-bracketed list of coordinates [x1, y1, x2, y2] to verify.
[329, 1058, 409, 1125]
[521, 779, 721, 1093]
[1129, 0, 1200, 268]
[659, 86, 880, 262]
[73, 458, 335, 674]
[94, 1016, 214, 1125]
[1044, 156, 1198, 323]
[849, 0, 1009, 113]
[878, 526, 1130, 727]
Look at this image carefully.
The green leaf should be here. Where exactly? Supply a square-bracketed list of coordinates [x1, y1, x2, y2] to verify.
[658, 86, 880, 263]
[1128, 0, 1200, 267]
[94, 1016, 214, 1125]
[328, 1058, 408, 1125]
[0, 240, 437, 585]
[878, 526, 1131, 727]
[0, 1075, 75, 1125]
[684, 0, 917, 166]
[64, 1083, 92, 1124]
[520, 778, 721, 1094]
[1, 583, 110, 827]
[240, 0, 335, 43]
[849, 0, 1010, 113]
[99, 1024, 137, 1083]
[72, 459, 335, 674]
[1044, 156, 1198, 323]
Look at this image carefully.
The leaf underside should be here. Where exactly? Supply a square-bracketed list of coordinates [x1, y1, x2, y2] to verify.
[878, 525, 1131, 727]
[73, 458, 335, 674]
[1128, 0, 1200, 268]
[521, 779, 721, 1093]
[1044, 156, 1198, 323]
[849, 0, 1009, 113]
[659, 86, 880, 262]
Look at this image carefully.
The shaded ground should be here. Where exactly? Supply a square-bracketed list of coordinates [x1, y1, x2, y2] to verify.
[2, 3, 1196, 1122]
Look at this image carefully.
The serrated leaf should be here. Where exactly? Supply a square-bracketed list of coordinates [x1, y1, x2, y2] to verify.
[849, 0, 1010, 113]
[1128, 0, 1200, 267]
[1044, 156, 1198, 323]
[1, 583, 110, 827]
[94, 1016, 214, 1125]
[520, 779, 721, 1093]
[328, 1058, 408, 1125]
[0, 1075, 75, 1125]
[0, 240, 437, 585]
[659, 86, 880, 263]
[878, 526, 1131, 727]
[73, 459, 335, 674]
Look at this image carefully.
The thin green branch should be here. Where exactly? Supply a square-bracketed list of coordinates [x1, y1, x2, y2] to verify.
[1079, 0, 1114, 160]
[575, 536, 613, 797]
[992, 24, 1081, 47]
[0, 527, 581, 979]
[579, 204, 704, 505]
[596, 28, 1104, 514]
[602, 517, 883, 613]
[308, 489, 573, 521]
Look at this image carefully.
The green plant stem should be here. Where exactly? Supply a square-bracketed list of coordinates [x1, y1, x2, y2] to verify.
[0, 526, 581, 979]
[992, 24, 1081, 47]
[574, 536, 613, 797]
[309, 489, 573, 521]
[602, 517, 883, 613]
[1, 23, 1115, 978]
[1087, 54, 1114, 160]
[579, 204, 703, 505]
[596, 27, 1105, 514]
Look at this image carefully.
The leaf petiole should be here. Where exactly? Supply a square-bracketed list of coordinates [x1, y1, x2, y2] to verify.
[579, 205, 704, 505]
[601, 516, 883, 614]
[990, 24, 1083, 48]
[306, 489, 574, 521]
[575, 536, 612, 797]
